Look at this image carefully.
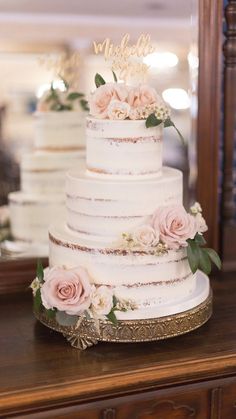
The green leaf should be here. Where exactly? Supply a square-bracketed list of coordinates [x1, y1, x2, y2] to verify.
[67, 92, 84, 101]
[55, 311, 79, 327]
[33, 288, 42, 312]
[145, 113, 163, 128]
[205, 248, 222, 270]
[163, 117, 174, 128]
[36, 260, 44, 282]
[112, 295, 118, 307]
[45, 309, 56, 319]
[164, 118, 185, 146]
[187, 241, 199, 274]
[95, 73, 106, 88]
[199, 248, 212, 275]
[106, 310, 118, 325]
[194, 233, 206, 246]
[112, 70, 118, 82]
[80, 99, 89, 111]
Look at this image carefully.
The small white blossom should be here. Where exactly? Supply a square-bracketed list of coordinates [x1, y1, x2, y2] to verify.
[90, 286, 113, 319]
[195, 212, 208, 233]
[30, 278, 41, 297]
[190, 202, 202, 215]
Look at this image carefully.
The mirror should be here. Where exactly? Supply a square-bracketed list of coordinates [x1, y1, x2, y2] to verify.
[0, 0, 199, 261]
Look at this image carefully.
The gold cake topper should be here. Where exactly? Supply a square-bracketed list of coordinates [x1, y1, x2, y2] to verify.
[39, 51, 81, 88]
[93, 33, 155, 81]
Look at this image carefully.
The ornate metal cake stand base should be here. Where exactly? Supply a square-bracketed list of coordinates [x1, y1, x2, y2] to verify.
[35, 290, 212, 350]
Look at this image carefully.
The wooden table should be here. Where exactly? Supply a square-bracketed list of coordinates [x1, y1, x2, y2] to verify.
[1, 272, 236, 418]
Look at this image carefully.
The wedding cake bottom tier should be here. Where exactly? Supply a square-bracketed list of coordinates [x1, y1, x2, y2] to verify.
[9, 192, 65, 243]
[49, 223, 206, 320]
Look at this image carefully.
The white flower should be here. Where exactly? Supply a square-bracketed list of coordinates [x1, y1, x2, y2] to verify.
[190, 202, 202, 214]
[116, 298, 138, 311]
[30, 277, 41, 297]
[195, 212, 208, 233]
[90, 286, 113, 318]
[129, 107, 143, 120]
[133, 225, 159, 248]
[154, 104, 171, 121]
[107, 100, 130, 120]
[0, 205, 9, 226]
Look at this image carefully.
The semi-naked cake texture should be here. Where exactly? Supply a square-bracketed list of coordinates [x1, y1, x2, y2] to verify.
[49, 112, 209, 320]
[9, 111, 86, 244]
[87, 118, 162, 177]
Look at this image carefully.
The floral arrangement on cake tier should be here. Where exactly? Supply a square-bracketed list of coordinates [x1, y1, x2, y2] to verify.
[37, 52, 89, 112]
[89, 72, 184, 143]
[30, 262, 137, 327]
[122, 202, 221, 276]
[37, 78, 89, 112]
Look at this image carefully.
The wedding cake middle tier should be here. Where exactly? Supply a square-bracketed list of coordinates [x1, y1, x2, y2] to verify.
[66, 165, 182, 243]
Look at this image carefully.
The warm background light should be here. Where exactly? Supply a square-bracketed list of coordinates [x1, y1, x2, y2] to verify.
[162, 88, 190, 110]
[143, 52, 179, 69]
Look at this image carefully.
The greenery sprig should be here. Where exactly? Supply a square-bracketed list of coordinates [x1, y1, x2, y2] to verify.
[44, 78, 89, 112]
[146, 113, 185, 145]
[187, 233, 221, 275]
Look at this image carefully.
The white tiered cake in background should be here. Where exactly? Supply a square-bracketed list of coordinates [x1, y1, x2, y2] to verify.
[9, 109, 86, 246]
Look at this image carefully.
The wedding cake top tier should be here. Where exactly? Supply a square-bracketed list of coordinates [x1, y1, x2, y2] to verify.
[34, 111, 86, 151]
[86, 117, 162, 177]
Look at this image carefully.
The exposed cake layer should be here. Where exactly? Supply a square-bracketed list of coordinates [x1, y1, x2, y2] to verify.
[34, 111, 86, 150]
[66, 166, 182, 243]
[49, 223, 198, 319]
[21, 150, 85, 194]
[86, 117, 162, 176]
[9, 192, 65, 243]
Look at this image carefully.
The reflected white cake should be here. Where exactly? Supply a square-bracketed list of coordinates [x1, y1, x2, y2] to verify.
[9, 111, 85, 243]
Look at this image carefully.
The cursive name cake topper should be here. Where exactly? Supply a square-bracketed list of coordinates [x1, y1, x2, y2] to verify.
[39, 52, 81, 88]
[93, 33, 155, 82]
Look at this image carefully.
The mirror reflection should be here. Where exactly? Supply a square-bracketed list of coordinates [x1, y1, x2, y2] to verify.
[0, 0, 198, 259]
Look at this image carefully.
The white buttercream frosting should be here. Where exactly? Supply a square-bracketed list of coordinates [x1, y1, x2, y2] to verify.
[21, 150, 85, 194]
[9, 192, 65, 243]
[86, 117, 163, 176]
[65, 165, 182, 243]
[48, 222, 203, 319]
[34, 111, 86, 150]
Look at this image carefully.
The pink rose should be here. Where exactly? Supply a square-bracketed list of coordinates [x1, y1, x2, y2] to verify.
[152, 205, 197, 250]
[133, 225, 159, 248]
[89, 83, 128, 119]
[128, 84, 158, 108]
[41, 266, 91, 315]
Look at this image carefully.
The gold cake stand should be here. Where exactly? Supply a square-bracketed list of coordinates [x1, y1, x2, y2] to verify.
[35, 289, 212, 350]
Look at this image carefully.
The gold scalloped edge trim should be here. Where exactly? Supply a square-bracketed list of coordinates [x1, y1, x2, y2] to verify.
[34, 290, 212, 348]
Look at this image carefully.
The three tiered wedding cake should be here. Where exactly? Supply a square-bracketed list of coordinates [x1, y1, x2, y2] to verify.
[31, 76, 220, 348]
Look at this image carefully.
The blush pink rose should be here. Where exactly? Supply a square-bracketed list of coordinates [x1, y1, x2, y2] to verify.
[152, 205, 197, 250]
[41, 266, 92, 315]
[133, 225, 159, 248]
[89, 83, 128, 119]
[128, 84, 158, 108]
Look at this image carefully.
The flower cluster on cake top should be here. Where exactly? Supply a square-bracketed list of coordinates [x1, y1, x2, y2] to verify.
[122, 202, 220, 276]
[89, 72, 184, 142]
[37, 78, 89, 113]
